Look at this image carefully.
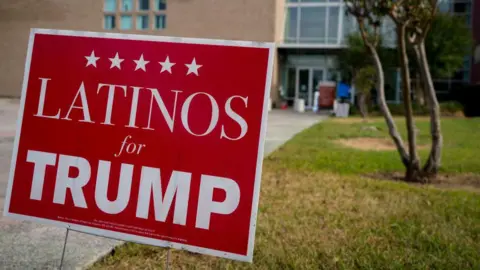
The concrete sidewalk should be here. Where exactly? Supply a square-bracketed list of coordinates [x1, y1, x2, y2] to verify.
[0, 99, 18, 138]
[263, 109, 327, 156]
[0, 99, 326, 269]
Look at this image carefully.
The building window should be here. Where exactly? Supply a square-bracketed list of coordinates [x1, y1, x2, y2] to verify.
[341, 12, 356, 44]
[285, 7, 298, 42]
[439, 0, 451, 12]
[453, 1, 471, 13]
[327, 69, 339, 81]
[463, 57, 471, 82]
[381, 17, 397, 47]
[465, 13, 472, 27]
[104, 15, 116, 29]
[121, 0, 134, 11]
[155, 15, 166, 29]
[155, 0, 166, 10]
[327, 6, 340, 44]
[104, 0, 116, 12]
[284, 3, 342, 44]
[452, 70, 464, 81]
[138, 0, 150, 11]
[120, 15, 133, 30]
[475, 45, 480, 64]
[137, 15, 149, 30]
[104, 0, 167, 30]
[299, 7, 326, 42]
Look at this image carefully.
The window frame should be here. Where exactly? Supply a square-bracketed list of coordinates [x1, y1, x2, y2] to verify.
[155, 0, 167, 11]
[120, 15, 133, 30]
[136, 14, 150, 30]
[103, 0, 167, 31]
[104, 0, 117, 12]
[103, 14, 116, 30]
[154, 14, 167, 30]
[285, 2, 343, 46]
[121, 0, 134, 12]
[138, 0, 150, 11]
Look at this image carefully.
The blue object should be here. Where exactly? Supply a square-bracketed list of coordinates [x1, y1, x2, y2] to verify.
[336, 82, 350, 99]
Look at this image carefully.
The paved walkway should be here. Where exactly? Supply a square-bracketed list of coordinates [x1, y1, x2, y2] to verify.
[0, 99, 326, 269]
[263, 109, 327, 155]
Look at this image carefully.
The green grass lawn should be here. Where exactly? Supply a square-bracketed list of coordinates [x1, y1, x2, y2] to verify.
[271, 117, 480, 175]
[91, 117, 480, 270]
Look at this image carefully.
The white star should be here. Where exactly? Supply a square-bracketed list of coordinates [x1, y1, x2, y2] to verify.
[134, 54, 149, 72]
[109, 52, 124, 70]
[159, 56, 175, 74]
[185, 58, 202, 76]
[85, 50, 100, 68]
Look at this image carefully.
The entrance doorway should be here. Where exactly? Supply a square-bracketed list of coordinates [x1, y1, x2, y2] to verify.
[296, 68, 326, 109]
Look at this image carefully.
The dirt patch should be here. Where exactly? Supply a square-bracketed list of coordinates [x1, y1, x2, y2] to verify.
[368, 172, 480, 192]
[335, 137, 428, 151]
[454, 111, 465, 117]
[331, 118, 373, 124]
[331, 116, 433, 124]
[432, 174, 480, 191]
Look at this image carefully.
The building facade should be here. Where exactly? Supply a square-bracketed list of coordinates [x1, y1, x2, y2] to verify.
[435, 0, 476, 98]
[0, 0, 477, 107]
[278, 0, 399, 108]
[0, 0, 279, 98]
[471, 0, 480, 84]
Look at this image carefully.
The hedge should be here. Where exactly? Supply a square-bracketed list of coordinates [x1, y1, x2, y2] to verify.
[349, 101, 464, 117]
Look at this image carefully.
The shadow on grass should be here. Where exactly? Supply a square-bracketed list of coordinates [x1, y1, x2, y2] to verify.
[366, 171, 480, 193]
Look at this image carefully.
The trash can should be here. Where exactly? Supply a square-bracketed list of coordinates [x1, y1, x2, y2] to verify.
[294, 99, 305, 113]
[335, 102, 350, 117]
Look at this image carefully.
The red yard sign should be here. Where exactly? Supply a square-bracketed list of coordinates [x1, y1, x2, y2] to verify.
[3, 29, 274, 262]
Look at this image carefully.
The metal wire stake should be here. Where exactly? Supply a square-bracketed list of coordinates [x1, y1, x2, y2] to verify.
[165, 248, 171, 270]
[59, 228, 70, 270]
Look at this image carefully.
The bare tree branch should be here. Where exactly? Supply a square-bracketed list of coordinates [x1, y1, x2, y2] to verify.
[345, 0, 411, 166]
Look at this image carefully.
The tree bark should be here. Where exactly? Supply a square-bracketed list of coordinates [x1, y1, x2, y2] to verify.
[412, 48, 428, 108]
[423, 83, 430, 108]
[415, 42, 443, 178]
[359, 93, 368, 119]
[397, 25, 422, 182]
[414, 72, 425, 107]
[367, 43, 410, 166]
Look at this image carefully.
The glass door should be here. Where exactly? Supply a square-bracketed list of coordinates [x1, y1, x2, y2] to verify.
[312, 69, 325, 94]
[311, 69, 325, 109]
[296, 68, 326, 110]
[286, 67, 296, 106]
[298, 69, 310, 108]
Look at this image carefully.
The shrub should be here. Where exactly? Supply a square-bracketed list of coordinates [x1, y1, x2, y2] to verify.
[348, 101, 464, 117]
[349, 104, 359, 115]
[440, 101, 464, 116]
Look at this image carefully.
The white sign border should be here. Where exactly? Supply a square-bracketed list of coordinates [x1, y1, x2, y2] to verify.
[2, 28, 276, 263]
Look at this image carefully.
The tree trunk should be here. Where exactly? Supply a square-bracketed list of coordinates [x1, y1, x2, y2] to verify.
[423, 83, 430, 108]
[359, 93, 368, 119]
[414, 72, 425, 107]
[413, 49, 428, 108]
[397, 25, 422, 182]
[367, 43, 410, 166]
[415, 42, 443, 178]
